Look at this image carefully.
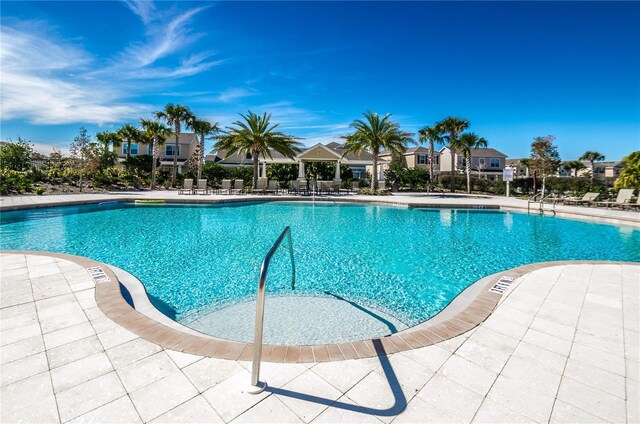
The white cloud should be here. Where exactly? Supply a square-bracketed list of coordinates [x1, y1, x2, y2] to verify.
[123, 0, 158, 24]
[217, 87, 256, 103]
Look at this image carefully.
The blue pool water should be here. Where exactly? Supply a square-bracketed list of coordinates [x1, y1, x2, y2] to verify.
[1, 201, 639, 337]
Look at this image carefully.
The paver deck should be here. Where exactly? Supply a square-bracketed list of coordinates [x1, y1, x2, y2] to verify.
[1, 253, 638, 423]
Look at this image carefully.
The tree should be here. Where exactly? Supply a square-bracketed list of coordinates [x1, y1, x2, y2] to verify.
[95, 131, 121, 170]
[530, 135, 561, 196]
[141, 119, 173, 190]
[579, 151, 606, 183]
[190, 119, 220, 181]
[453, 132, 488, 193]
[435, 117, 469, 192]
[563, 160, 587, 177]
[418, 125, 444, 183]
[155, 103, 195, 187]
[69, 127, 94, 192]
[614, 151, 640, 191]
[214, 111, 302, 189]
[341, 111, 413, 191]
[117, 124, 142, 161]
[0, 137, 34, 171]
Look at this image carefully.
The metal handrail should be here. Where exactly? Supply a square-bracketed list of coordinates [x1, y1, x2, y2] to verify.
[527, 191, 542, 213]
[246, 226, 296, 394]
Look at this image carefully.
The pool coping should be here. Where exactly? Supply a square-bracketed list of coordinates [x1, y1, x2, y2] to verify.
[3, 249, 635, 362]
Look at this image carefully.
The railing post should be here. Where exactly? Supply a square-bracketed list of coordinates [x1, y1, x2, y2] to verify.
[244, 226, 295, 394]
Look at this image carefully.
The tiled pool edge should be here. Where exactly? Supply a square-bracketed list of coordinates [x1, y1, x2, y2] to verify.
[4, 250, 635, 363]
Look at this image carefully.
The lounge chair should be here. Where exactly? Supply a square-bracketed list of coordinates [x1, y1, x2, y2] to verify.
[253, 179, 267, 195]
[563, 192, 599, 206]
[597, 189, 635, 209]
[318, 181, 332, 194]
[351, 181, 361, 193]
[178, 179, 193, 195]
[193, 179, 208, 195]
[231, 180, 245, 194]
[218, 179, 232, 194]
[622, 196, 640, 211]
[265, 180, 279, 195]
[289, 180, 307, 195]
[377, 181, 390, 193]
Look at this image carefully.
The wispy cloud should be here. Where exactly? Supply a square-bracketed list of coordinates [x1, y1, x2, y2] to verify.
[123, 0, 157, 24]
[217, 87, 257, 103]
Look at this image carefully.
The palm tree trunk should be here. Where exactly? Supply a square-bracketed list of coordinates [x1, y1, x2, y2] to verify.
[450, 148, 456, 192]
[172, 125, 180, 187]
[372, 155, 378, 191]
[151, 141, 157, 190]
[429, 141, 434, 183]
[253, 154, 259, 189]
[590, 160, 595, 183]
[532, 171, 537, 195]
[466, 152, 471, 193]
[126, 140, 131, 160]
[542, 175, 547, 197]
[197, 134, 204, 181]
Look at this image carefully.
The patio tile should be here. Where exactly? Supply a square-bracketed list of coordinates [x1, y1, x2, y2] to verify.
[68, 396, 142, 424]
[312, 358, 377, 393]
[500, 355, 562, 395]
[56, 371, 126, 422]
[467, 327, 519, 355]
[233, 395, 302, 423]
[0, 371, 58, 424]
[627, 378, 639, 424]
[556, 376, 626, 423]
[106, 337, 163, 369]
[277, 369, 343, 423]
[1, 335, 45, 365]
[522, 328, 572, 356]
[151, 395, 223, 423]
[165, 348, 203, 368]
[454, 338, 510, 374]
[573, 330, 625, 358]
[259, 361, 313, 388]
[398, 344, 451, 373]
[96, 325, 138, 350]
[129, 371, 199, 422]
[0, 321, 41, 346]
[43, 321, 95, 350]
[203, 368, 271, 422]
[549, 399, 604, 423]
[0, 306, 38, 332]
[471, 397, 531, 423]
[570, 342, 626, 376]
[393, 396, 458, 423]
[51, 352, 113, 393]
[312, 395, 382, 423]
[563, 357, 626, 399]
[486, 375, 555, 423]
[182, 357, 246, 391]
[439, 354, 498, 396]
[47, 335, 103, 369]
[117, 351, 179, 392]
[416, 373, 483, 423]
[0, 351, 49, 387]
[373, 353, 434, 395]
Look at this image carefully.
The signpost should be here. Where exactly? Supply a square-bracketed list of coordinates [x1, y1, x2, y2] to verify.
[503, 168, 514, 197]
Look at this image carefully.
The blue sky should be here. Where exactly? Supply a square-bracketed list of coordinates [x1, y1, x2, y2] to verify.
[1, 1, 638, 160]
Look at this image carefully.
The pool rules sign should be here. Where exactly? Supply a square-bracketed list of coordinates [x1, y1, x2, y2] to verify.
[503, 168, 514, 197]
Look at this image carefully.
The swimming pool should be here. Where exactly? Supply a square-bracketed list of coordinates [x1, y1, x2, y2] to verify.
[1, 201, 638, 344]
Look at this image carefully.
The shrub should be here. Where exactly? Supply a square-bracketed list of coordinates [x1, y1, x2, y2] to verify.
[35, 187, 45, 195]
[202, 163, 226, 184]
[0, 169, 32, 194]
[92, 167, 122, 187]
[267, 163, 298, 183]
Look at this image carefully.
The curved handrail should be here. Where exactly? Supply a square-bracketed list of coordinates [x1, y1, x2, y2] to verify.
[248, 226, 296, 392]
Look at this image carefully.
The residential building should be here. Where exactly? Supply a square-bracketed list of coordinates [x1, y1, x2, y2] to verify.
[507, 158, 622, 180]
[379, 146, 441, 176]
[115, 133, 199, 174]
[439, 147, 508, 180]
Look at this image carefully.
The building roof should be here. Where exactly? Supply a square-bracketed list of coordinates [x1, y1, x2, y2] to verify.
[440, 146, 507, 158]
[212, 142, 379, 164]
[379, 145, 437, 156]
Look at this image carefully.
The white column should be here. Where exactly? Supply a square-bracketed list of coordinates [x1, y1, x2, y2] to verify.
[298, 161, 305, 180]
[261, 162, 267, 178]
[334, 161, 341, 181]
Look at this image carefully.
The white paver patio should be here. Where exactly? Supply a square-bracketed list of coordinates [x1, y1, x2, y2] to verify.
[0, 253, 638, 423]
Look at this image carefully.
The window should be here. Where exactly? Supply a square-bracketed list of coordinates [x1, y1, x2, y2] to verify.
[478, 158, 486, 168]
[122, 144, 139, 155]
[245, 152, 252, 159]
[418, 155, 426, 164]
[490, 158, 500, 168]
[147, 145, 152, 155]
[434, 155, 439, 165]
[165, 145, 181, 156]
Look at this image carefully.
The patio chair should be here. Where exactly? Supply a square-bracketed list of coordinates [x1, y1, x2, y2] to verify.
[252, 179, 267, 194]
[622, 196, 640, 211]
[178, 179, 194, 195]
[265, 180, 279, 195]
[377, 181, 390, 193]
[339, 181, 352, 194]
[289, 180, 307, 195]
[218, 179, 232, 195]
[351, 181, 361, 193]
[563, 192, 599, 206]
[193, 179, 208, 195]
[319, 181, 332, 194]
[231, 180, 245, 194]
[597, 189, 635, 209]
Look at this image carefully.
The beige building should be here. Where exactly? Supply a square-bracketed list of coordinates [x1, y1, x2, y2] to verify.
[115, 133, 199, 174]
[379, 146, 441, 176]
[440, 147, 508, 180]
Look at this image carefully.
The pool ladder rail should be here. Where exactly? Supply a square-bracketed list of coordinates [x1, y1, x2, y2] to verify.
[527, 192, 557, 216]
[245, 226, 296, 394]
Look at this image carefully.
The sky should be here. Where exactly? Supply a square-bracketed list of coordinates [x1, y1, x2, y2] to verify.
[1, 1, 639, 160]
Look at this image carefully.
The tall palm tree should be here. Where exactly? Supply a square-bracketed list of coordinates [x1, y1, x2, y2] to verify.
[341, 111, 413, 191]
[190, 119, 220, 181]
[214, 111, 302, 189]
[563, 160, 587, 177]
[155, 103, 195, 187]
[418, 125, 444, 183]
[453, 132, 488, 193]
[579, 151, 605, 183]
[140, 119, 173, 190]
[95, 131, 122, 170]
[117, 124, 142, 160]
[435, 117, 470, 192]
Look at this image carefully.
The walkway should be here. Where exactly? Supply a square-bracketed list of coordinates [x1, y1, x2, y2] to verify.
[1, 253, 638, 423]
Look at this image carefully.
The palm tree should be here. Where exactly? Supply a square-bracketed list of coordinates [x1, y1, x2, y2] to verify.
[214, 111, 302, 189]
[453, 133, 488, 193]
[117, 124, 142, 160]
[95, 131, 122, 170]
[435, 117, 470, 192]
[418, 125, 444, 183]
[155, 104, 195, 187]
[140, 119, 173, 190]
[563, 160, 587, 177]
[190, 119, 220, 181]
[341, 111, 413, 191]
[579, 151, 605, 183]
